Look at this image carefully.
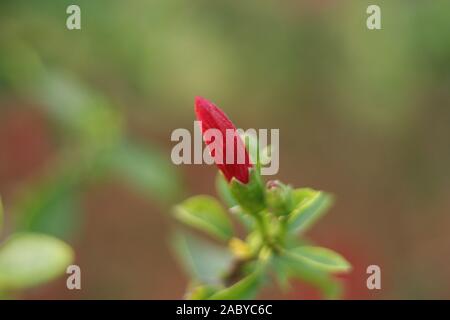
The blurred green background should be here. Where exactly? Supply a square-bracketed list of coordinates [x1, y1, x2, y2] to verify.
[0, 0, 449, 299]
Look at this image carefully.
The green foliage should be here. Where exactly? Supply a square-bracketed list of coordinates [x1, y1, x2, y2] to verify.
[187, 285, 218, 300]
[266, 181, 294, 216]
[1, 53, 180, 244]
[208, 267, 264, 300]
[0, 43, 181, 295]
[14, 166, 82, 240]
[0, 233, 73, 291]
[216, 173, 254, 231]
[273, 255, 343, 299]
[172, 231, 233, 286]
[285, 246, 351, 273]
[229, 169, 266, 214]
[174, 196, 233, 242]
[173, 151, 351, 299]
[0, 196, 74, 295]
[288, 189, 333, 234]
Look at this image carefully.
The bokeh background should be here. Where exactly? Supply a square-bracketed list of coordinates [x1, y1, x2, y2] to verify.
[1, 0, 449, 299]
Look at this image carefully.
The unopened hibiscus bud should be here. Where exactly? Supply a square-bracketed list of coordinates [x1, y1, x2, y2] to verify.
[195, 97, 265, 214]
[195, 96, 252, 184]
[266, 180, 293, 216]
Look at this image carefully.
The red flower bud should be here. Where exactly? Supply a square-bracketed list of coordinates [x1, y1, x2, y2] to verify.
[194, 96, 252, 184]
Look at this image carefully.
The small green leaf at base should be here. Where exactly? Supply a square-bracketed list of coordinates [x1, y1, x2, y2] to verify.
[274, 255, 344, 299]
[285, 246, 351, 273]
[208, 268, 263, 300]
[174, 195, 233, 242]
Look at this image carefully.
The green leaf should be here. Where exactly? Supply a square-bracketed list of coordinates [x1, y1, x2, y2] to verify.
[208, 268, 263, 300]
[274, 255, 343, 299]
[172, 231, 233, 286]
[174, 195, 233, 242]
[216, 175, 254, 231]
[0, 233, 74, 290]
[186, 284, 218, 300]
[272, 257, 290, 291]
[287, 188, 333, 234]
[285, 246, 351, 273]
[216, 173, 254, 230]
[110, 143, 180, 202]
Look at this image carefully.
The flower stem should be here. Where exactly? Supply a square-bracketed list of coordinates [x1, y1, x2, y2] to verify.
[254, 213, 271, 247]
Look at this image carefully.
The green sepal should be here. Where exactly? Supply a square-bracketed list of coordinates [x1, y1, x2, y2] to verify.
[229, 169, 265, 215]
